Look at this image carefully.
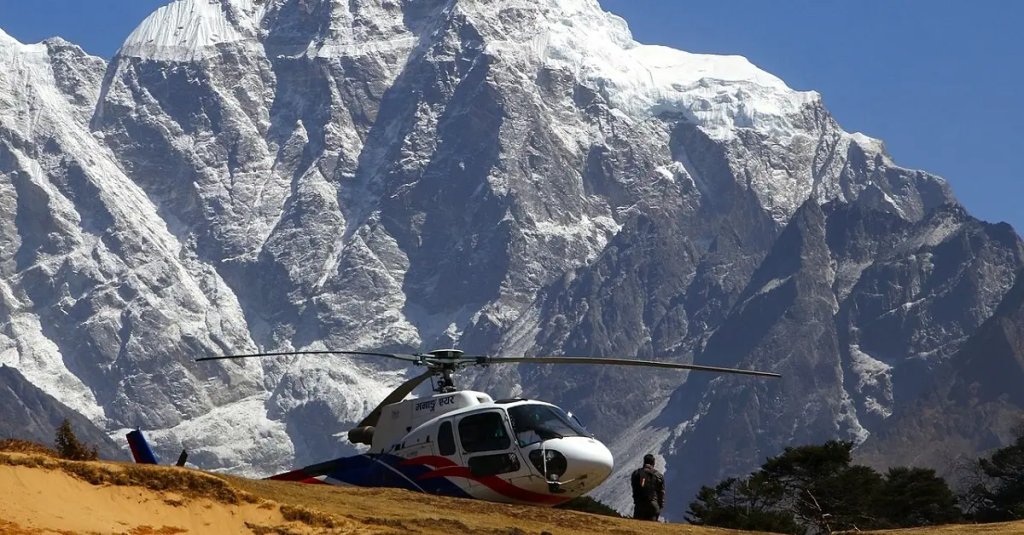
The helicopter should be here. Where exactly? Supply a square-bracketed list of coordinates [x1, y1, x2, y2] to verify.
[195, 348, 780, 506]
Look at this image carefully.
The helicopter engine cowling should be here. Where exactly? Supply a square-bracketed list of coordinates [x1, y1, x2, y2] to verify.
[347, 426, 375, 445]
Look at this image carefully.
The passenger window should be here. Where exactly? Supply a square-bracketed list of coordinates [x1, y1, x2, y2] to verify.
[458, 412, 511, 453]
[438, 421, 456, 456]
[469, 453, 521, 477]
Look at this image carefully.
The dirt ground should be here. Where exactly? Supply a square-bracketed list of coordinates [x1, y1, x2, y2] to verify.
[1, 443, 1022, 535]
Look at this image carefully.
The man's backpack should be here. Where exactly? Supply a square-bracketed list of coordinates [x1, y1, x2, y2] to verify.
[631, 467, 659, 503]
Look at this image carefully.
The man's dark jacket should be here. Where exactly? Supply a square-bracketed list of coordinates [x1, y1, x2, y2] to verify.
[630, 464, 665, 520]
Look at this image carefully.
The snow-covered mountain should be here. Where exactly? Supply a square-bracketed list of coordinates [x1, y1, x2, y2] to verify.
[2, 0, 1021, 519]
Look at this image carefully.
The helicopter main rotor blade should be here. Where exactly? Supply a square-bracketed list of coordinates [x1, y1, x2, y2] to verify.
[357, 369, 435, 428]
[481, 356, 781, 378]
[196, 350, 423, 363]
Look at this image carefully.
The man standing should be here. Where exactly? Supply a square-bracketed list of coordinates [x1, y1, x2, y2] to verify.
[630, 453, 665, 521]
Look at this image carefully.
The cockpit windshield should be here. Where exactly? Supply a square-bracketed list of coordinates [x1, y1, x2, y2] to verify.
[507, 404, 590, 446]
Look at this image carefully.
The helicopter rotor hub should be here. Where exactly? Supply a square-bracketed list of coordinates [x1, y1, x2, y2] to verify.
[426, 348, 464, 360]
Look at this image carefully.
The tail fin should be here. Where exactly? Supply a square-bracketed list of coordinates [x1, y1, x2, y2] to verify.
[126, 429, 159, 464]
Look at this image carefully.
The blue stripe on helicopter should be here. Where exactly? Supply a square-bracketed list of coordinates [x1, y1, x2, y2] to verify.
[269, 453, 471, 499]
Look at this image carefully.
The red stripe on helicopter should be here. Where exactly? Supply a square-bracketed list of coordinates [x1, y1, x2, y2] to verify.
[401, 456, 568, 505]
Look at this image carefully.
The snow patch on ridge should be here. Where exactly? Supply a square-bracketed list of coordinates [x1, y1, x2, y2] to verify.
[838, 389, 870, 444]
[120, 0, 265, 61]
[136, 393, 292, 477]
[626, 48, 819, 139]
[471, 0, 818, 140]
[313, 35, 417, 59]
[849, 131, 885, 154]
[849, 344, 894, 418]
[922, 215, 963, 247]
[0, 36, 53, 134]
[755, 276, 793, 297]
[0, 27, 21, 47]
[529, 213, 621, 262]
[0, 307, 106, 423]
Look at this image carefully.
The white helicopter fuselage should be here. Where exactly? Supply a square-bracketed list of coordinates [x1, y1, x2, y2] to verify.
[271, 390, 614, 506]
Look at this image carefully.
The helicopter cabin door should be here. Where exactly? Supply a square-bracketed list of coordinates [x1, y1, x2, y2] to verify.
[450, 411, 529, 490]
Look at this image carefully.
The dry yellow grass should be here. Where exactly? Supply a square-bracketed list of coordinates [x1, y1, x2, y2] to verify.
[860, 522, 1024, 534]
[0, 438, 59, 457]
[2, 442, 1023, 535]
[226, 474, 765, 535]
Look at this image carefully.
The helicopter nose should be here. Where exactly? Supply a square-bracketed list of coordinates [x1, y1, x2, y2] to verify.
[560, 437, 614, 488]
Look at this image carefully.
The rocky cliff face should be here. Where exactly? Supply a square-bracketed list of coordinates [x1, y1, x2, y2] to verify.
[0, 27, 275, 469]
[0, 365, 123, 459]
[593, 201, 1022, 513]
[856, 265, 1024, 477]
[1, 0, 1021, 518]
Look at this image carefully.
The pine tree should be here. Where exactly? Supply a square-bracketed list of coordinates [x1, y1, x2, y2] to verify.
[966, 430, 1024, 521]
[54, 418, 99, 461]
[686, 477, 800, 533]
[687, 440, 961, 533]
[875, 467, 961, 527]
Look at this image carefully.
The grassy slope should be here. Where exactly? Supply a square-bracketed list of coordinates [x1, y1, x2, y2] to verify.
[1, 441, 1021, 534]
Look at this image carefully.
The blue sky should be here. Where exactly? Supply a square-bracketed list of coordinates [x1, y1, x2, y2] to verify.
[1, 0, 1021, 232]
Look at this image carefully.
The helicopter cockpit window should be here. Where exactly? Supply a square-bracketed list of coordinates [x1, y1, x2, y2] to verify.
[458, 412, 511, 453]
[508, 404, 590, 446]
[438, 421, 456, 456]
